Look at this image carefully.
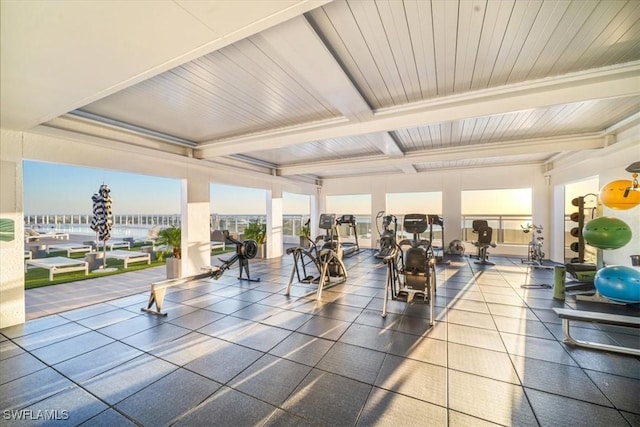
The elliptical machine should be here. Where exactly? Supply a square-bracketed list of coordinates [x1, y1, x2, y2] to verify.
[285, 214, 348, 299]
[381, 214, 436, 325]
[375, 211, 398, 259]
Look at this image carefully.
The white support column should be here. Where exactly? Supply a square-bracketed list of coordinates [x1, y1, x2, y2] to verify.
[442, 171, 462, 243]
[181, 170, 211, 276]
[0, 129, 26, 328]
[311, 189, 322, 238]
[551, 183, 566, 263]
[532, 167, 551, 259]
[371, 187, 386, 251]
[266, 189, 283, 259]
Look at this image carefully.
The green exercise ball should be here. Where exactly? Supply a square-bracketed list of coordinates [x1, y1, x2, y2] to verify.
[582, 216, 632, 250]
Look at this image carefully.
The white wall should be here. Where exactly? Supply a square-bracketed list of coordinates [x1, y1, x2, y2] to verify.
[0, 129, 26, 328]
[548, 125, 640, 266]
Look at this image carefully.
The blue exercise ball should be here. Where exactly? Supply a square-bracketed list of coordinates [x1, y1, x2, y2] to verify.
[594, 265, 640, 304]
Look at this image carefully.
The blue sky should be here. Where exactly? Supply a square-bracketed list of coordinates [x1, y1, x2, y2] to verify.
[24, 161, 182, 214]
[23, 161, 310, 215]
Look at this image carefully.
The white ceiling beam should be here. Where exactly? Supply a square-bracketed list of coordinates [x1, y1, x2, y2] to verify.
[196, 61, 640, 159]
[604, 111, 640, 135]
[277, 133, 605, 176]
[0, 0, 330, 130]
[399, 164, 417, 174]
[254, 15, 373, 122]
[368, 132, 404, 156]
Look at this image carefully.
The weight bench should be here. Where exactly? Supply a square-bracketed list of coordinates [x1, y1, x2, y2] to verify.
[142, 267, 220, 316]
[553, 308, 640, 356]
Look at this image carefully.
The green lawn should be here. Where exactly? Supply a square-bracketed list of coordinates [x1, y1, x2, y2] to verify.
[25, 247, 234, 289]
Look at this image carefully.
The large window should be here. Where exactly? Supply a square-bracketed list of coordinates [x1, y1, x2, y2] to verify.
[386, 192, 442, 215]
[385, 192, 443, 242]
[283, 192, 311, 238]
[210, 184, 266, 234]
[326, 194, 371, 238]
[461, 188, 532, 244]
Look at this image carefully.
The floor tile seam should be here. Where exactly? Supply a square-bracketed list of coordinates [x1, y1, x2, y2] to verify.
[582, 365, 640, 382]
[511, 355, 630, 407]
[457, 266, 540, 379]
[2, 339, 144, 423]
[445, 364, 522, 387]
[96, 359, 189, 422]
[0, 316, 74, 340]
[57, 305, 128, 324]
[368, 380, 449, 412]
[31, 289, 150, 320]
[384, 346, 448, 370]
[447, 409, 512, 427]
[365, 339, 452, 372]
[161, 382, 250, 427]
[291, 315, 356, 343]
[194, 322, 296, 355]
[468, 261, 568, 360]
[194, 347, 355, 422]
[521, 384, 621, 413]
[595, 324, 640, 344]
[11, 319, 108, 354]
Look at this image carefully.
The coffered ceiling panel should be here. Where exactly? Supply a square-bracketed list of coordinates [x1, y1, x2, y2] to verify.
[307, 0, 640, 108]
[392, 96, 640, 153]
[80, 37, 341, 141]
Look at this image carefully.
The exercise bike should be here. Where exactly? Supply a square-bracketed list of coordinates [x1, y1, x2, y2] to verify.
[381, 214, 436, 325]
[285, 213, 348, 299]
[375, 211, 397, 259]
[520, 223, 545, 267]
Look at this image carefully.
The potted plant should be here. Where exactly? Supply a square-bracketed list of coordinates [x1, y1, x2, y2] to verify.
[299, 220, 311, 247]
[157, 225, 181, 278]
[244, 221, 267, 258]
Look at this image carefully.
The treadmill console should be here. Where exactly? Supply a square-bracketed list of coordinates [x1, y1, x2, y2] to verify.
[427, 215, 443, 227]
[338, 214, 356, 225]
[319, 214, 336, 230]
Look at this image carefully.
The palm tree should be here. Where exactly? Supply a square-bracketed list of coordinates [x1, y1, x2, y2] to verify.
[243, 221, 266, 245]
[157, 225, 181, 259]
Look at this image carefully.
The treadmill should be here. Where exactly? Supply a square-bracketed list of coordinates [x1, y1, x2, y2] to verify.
[336, 214, 360, 257]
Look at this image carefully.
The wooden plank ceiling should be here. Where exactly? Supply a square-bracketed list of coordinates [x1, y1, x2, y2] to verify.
[48, 0, 640, 181]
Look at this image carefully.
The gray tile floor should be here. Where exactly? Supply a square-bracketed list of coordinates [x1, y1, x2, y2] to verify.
[2, 251, 639, 426]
